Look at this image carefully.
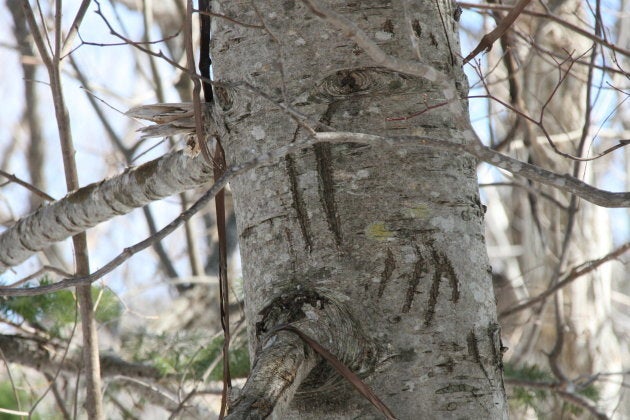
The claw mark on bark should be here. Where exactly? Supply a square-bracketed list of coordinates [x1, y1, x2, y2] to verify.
[424, 265, 441, 324]
[430, 244, 459, 302]
[284, 228, 298, 283]
[378, 248, 396, 298]
[429, 32, 439, 47]
[412, 19, 422, 38]
[402, 248, 427, 313]
[436, 357, 455, 373]
[315, 143, 342, 246]
[383, 19, 394, 34]
[467, 330, 491, 385]
[315, 104, 342, 246]
[285, 146, 313, 251]
[424, 243, 459, 326]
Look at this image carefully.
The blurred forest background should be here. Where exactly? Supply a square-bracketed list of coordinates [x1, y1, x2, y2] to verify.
[0, 0, 628, 418]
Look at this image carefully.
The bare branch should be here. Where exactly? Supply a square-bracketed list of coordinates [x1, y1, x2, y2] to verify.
[458, 1, 630, 58]
[60, 0, 92, 58]
[463, 0, 532, 64]
[0, 148, 213, 274]
[20, 0, 104, 415]
[499, 242, 630, 318]
[0, 170, 55, 202]
[0, 129, 628, 296]
[314, 132, 630, 207]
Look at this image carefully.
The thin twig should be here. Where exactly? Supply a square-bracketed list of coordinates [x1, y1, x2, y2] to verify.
[44, 372, 72, 420]
[457, 1, 630, 58]
[195, 9, 263, 29]
[60, 0, 92, 58]
[196, 1, 232, 417]
[463, 0, 532, 64]
[0, 265, 72, 289]
[20, 0, 103, 417]
[0, 346, 22, 415]
[2, 129, 629, 297]
[0, 170, 55, 201]
[505, 378, 609, 419]
[500, 242, 630, 318]
[478, 182, 568, 210]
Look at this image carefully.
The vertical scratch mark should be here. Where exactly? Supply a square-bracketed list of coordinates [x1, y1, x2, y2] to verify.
[315, 142, 342, 246]
[315, 102, 342, 246]
[445, 258, 459, 302]
[424, 264, 441, 325]
[378, 248, 396, 298]
[286, 152, 312, 252]
[284, 228, 297, 283]
[424, 242, 459, 326]
[467, 330, 491, 385]
[430, 244, 459, 302]
[403, 249, 426, 313]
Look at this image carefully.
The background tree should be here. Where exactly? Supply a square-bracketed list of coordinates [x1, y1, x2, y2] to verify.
[0, 0, 627, 419]
[466, 0, 629, 416]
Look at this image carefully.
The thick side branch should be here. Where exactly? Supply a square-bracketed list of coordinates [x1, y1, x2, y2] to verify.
[226, 331, 318, 419]
[1, 130, 626, 275]
[0, 151, 212, 271]
[227, 289, 379, 418]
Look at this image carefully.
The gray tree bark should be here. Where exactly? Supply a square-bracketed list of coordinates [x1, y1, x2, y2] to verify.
[210, 1, 507, 418]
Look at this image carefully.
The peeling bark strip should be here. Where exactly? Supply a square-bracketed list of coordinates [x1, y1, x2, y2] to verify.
[285, 154, 313, 251]
[487, 323, 505, 371]
[378, 248, 396, 298]
[314, 142, 342, 246]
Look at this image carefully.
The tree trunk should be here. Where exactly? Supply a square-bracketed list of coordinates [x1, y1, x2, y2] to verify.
[210, 1, 507, 418]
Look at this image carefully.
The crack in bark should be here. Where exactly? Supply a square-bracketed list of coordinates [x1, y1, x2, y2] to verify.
[487, 323, 505, 372]
[402, 248, 426, 313]
[430, 244, 460, 303]
[284, 228, 298, 283]
[378, 248, 396, 298]
[315, 105, 342, 247]
[467, 330, 492, 385]
[286, 153, 313, 252]
[424, 243, 459, 326]
[240, 215, 287, 241]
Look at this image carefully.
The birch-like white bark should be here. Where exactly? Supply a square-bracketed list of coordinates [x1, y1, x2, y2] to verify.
[0, 151, 212, 272]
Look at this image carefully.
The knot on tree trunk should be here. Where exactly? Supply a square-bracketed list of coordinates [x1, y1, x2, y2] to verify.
[256, 288, 378, 395]
[227, 288, 379, 418]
